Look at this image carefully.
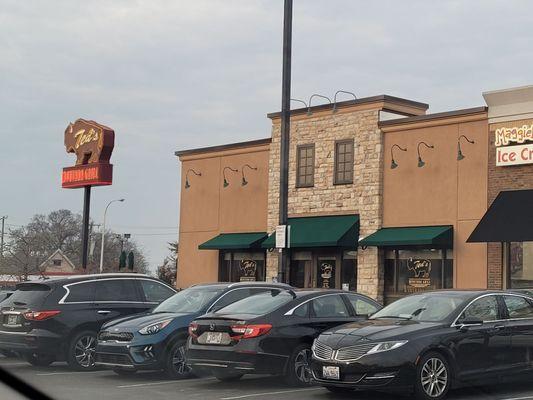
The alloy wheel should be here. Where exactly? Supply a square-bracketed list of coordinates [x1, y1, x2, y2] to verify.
[420, 357, 448, 398]
[294, 348, 312, 384]
[171, 344, 189, 376]
[74, 335, 96, 368]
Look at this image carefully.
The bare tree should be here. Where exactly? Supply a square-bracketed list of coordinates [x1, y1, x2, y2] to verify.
[2, 210, 149, 277]
[157, 242, 177, 286]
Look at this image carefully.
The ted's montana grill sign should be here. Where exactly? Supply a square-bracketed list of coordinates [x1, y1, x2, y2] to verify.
[62, 119, 114, 188]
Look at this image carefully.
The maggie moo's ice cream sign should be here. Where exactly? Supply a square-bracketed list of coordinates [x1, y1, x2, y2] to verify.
[495, 124, 533, 166]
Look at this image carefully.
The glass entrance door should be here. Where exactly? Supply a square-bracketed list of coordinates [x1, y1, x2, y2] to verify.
[317, 256, 337, 289]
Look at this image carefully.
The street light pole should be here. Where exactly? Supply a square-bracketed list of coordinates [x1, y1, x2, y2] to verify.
[99, 199, 125, 273]
[0, 216, 7, 258]
[278, 0, 292, 283]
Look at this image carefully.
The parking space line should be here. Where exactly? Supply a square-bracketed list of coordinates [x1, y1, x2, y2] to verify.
[117, 377, 215, 388]
[36, 370, 106, 376]
[219, 388, 321, 400]
[500, 397, 533, 400]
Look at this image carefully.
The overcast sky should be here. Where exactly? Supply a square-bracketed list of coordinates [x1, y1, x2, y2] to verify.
[2, 0, 532, 272]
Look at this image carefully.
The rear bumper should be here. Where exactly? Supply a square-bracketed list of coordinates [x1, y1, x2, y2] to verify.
[186, 343, 287, 375]
[0, 329, 62, 355]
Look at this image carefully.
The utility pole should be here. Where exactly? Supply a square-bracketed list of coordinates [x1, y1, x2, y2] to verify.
[0, 216, 7, 258]
[278, 0, 292, 283]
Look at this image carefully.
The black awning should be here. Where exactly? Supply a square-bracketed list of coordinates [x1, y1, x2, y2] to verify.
[468, 189, 533, 243]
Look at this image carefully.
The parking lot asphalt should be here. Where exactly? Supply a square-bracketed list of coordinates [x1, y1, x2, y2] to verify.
[3, 357, 533, 400]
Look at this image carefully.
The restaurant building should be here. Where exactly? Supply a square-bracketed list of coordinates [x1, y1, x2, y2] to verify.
[176, 85, 533, 302]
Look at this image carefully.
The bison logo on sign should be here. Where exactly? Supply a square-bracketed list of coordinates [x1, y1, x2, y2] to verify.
[407, 258, 432, 278]
[65, 119, 115, 165]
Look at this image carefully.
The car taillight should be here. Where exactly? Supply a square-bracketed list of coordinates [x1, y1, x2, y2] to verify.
[230, 324, 272, 339]
[188, 322, 198, 338]
[23, 311, 61, 321]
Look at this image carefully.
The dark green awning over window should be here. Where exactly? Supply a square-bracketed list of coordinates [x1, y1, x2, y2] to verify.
[262, 215, 359, 249]
[359, 226, 453, 247]
[199, 232, 267, 250]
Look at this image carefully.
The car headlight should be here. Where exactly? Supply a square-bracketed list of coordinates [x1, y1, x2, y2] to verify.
[366, 341, 408, 354]
[138, 319, 172, 335]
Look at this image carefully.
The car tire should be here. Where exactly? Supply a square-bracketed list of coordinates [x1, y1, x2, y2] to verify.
[414, 352, 452, 400]
[284, 344, 313, 387]
[324, 386, 354, 394]
[212, 370, 244, 382]
[67, 330, 98, 371]
[164, 339, 191, 379]
[113, 367, 137, 376]
[24, 352, 55, 367]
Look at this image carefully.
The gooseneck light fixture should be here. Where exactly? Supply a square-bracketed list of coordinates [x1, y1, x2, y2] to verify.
[185, 169, 201, 189]
[417, 142, 434, 168]
[457, 135, 475, 161]
[306, 94, 332, 116]
[390, 144, 407, 169]
[290, 98, 308, 109]
[223, 166, 239, 187]
[241, 164, 258, 186]
[332, 90, 357, 113]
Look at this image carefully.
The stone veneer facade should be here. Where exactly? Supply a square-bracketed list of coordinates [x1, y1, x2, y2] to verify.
[266, 106, 388, 301]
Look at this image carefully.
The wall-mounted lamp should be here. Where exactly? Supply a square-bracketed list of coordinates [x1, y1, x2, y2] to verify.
[417, 142, 434, 168]
[306, 94, 332, 116]
[223, 166, 239, 187]
[185, 169, 201, 189]
[290, 98, 308, 109]
[457, 135, 475, 161]
[241, 164, 258, 186]
[332, 90, 357, 113]
[390, 144, 407, 169]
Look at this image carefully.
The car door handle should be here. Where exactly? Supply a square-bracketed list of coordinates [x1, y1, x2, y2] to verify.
[97, 310, 111, 315]
[493, 325, 506, 330]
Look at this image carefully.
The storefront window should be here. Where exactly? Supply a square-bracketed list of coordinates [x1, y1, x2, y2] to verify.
[341, 250, 357, 291]
[509, 242, 533, 288]
[220, 252, 266, 282]
[384, 248, 453, 302]
[290, 251, 312, 288]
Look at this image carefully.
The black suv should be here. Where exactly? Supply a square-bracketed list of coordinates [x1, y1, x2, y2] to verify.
[0, 273, 175, 370]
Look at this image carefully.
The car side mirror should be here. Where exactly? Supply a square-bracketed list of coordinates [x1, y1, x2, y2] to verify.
[458, 317, 483, 331]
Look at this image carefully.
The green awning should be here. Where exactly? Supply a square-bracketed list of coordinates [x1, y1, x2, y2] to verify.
[199, 232, 267, 250]
[359, 226, 453, 247]
[262, 215, 359, 249]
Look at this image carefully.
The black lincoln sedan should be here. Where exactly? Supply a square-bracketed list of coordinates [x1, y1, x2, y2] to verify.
[94, 282, 291, 378]
[186, 288, 381, 385]
[310, 290, 533, 400]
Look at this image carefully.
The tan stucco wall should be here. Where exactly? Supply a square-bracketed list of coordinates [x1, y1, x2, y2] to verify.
[382, 116, 489, 289]
[177, 144, 270, 289]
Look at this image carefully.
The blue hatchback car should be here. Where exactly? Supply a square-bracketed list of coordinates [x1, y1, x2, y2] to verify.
[94, 282, 291, 378]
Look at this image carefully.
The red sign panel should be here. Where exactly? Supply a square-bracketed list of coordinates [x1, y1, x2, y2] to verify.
[62, 163, 113, 189]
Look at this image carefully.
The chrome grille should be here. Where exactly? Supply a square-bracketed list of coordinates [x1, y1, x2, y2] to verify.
[335, 343, 376, 362]
[312, 340, 333, 361]
[98, 331, 134, 342]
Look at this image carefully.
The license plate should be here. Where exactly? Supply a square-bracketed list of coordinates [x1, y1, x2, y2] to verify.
[205, 332, 223, 344]
[322, 366, 340, 380]
[7, 315, 18, 325]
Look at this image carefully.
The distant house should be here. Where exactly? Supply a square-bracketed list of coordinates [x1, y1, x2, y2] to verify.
[39, 249, 78, 275]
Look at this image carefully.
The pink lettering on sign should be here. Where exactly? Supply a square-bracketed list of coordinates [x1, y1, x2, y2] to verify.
[496, 143, 533, 167]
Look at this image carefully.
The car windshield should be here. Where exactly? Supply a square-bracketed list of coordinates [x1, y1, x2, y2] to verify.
[215, 290, 294, 316]
[370, 293, 469, 322]
[153, 287, 224, 313]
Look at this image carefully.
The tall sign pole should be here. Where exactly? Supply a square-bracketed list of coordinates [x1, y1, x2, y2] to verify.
[278, 0, 292, 283]
[62, 119, 115, 270]
[81, 186, 91, 269]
